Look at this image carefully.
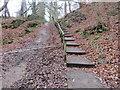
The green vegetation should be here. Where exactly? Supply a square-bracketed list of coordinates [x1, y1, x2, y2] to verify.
[82, 22, 109, 39]
[82, 30, 91, 39]
[61, 20, 72, 28]
[99, 52, 106, 58]
[11, 19, 25, 28]
[1, 23, 5, 25]
[2, 25, 8, 29]
[107, 10, 118, 16]
[74, 28, 81, 33]
[25, 28, 32, 33]
[2, 19, 26, 29]
[19, 28, 33, 37]
[97, 58, 104, 64]
[11, 37, 19, 40]
[2, 28, 34, 45]
[68, 11, 86, 23]
[27, 22, 38, 28]
[27, 14, 41, 21]
[19, 33, 27, 37]
[106, 60, 113, 63]
[66, 25, 72, 28]
[93, 36, 100, 41]
[3, 40, 13, 45]
[97, 51, 106, 64]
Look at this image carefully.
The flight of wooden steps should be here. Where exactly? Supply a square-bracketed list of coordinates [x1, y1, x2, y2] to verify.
[55, 22, 105, 88]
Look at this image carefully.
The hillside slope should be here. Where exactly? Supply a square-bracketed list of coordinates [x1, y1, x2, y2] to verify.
[60, 2, 119, 88]
[1, 18, 44, 51]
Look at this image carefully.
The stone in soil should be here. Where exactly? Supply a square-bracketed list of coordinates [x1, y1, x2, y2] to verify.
[68, 69, 105, 88]
[66, 56, 95, 67]
[66, 48, 86, 54]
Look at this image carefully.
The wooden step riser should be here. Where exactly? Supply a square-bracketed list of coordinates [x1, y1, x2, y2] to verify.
[67, 64, 95, 68]
[66, 52, 87, 54]
[66, 45, 79, 46]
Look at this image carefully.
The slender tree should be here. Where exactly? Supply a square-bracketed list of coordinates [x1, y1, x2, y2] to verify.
[64, 1, 67, 15]
[3, 0, 10, 18]
[32, 0, 36, 14]
[36, 2, 45, 21]
[68, 1, 71, 13]
[20, 0, 27, 17]
[46, 1, 60, 21]
[0, 0, 9, 12]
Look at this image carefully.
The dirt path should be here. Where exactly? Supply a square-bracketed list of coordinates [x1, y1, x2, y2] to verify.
[2, 23, 50, 88]
[2, 61, 26, 88]
[1, 22, 67, 88]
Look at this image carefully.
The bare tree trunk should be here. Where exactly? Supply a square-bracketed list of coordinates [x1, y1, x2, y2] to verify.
[64, 1, 67, 15]
[68, 1, 71, 13]
[20, 0, 27, 17]
[32, 0, 36, 14]
[0, 0, 9, 12]
[4, 7, 10, 17]
[103, 3, 110, 29]
[4, 0, 10, 18]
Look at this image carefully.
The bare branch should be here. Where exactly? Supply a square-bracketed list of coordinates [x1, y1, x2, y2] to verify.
[20, 5, 32, 16]
[0, 0, 9, 12]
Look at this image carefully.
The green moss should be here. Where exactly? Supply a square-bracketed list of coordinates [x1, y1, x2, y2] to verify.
[11, 37, 19, 40]
[11, 19, 25, 28]
[82, 22, 109, 39]
[2, 25, 8, 29]
[82, 30, 91, 39]
[69, 12, 86, 23]
[27, 22, 38, 28]
[3, 40, 13, 45]
[97, 58, 104, 64]
[74, 28, 81, 33]
[2, 23, 5, 25]
[93, 36, 100, 41]
[66, 25, 72, 28]
[107, 10, 118, 16]
[25, 28, 32, 33]
[19, 28, 32, 37]
[19, 33, 27, 37]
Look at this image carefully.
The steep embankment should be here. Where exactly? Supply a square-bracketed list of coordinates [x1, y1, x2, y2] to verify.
[60, 2, 119, 88]
[1, 18, 44, 51]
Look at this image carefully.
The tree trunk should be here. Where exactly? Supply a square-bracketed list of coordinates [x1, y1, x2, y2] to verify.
[103, 3, 110, 30]
[64, 1, 67, 15]
[68, 1, 71, 13]
[4, 0, 10, 18]
[32, 0, 36, 14]
[0, 0, 9, 12]
[20, 0, 27, 17]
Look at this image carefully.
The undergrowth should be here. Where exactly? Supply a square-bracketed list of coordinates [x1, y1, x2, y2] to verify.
[82, 22, 109, 39]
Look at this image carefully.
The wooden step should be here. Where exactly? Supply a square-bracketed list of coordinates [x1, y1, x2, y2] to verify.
[68, 69, 105, 88]
[64, 33, 70, 35]
[66, 48, 86, 54]
[63, 30, 68, 32]
[65, 38, 75, 41]
[66, 42, 79, 46]
[64, 35, 73, 37]
[66, 56, 95, 67]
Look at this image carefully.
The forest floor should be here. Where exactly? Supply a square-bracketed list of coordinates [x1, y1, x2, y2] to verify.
[60, 2, 119, 88]
[1, 20, 67, 88]
[1, 2, 119, 89]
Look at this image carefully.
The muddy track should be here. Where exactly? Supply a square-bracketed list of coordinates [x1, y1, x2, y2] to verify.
[1, 23, 67, 88]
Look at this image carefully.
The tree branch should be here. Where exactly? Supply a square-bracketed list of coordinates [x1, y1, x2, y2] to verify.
[0, 1, 9, 12]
